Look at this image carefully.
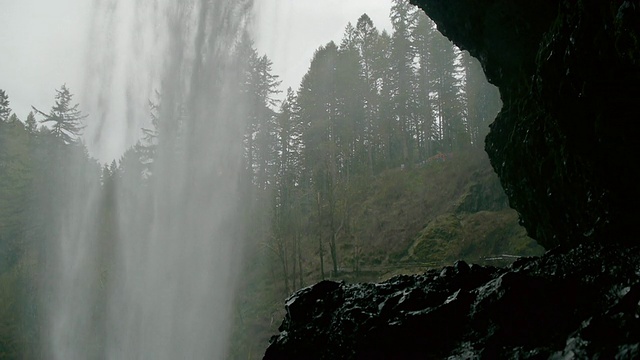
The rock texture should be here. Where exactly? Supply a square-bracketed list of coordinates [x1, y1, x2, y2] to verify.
[264, 242, 640, 359]
[411, 0, 640, 249]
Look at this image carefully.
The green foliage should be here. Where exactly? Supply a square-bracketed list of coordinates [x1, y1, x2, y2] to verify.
[411, 214, 461, 262]
[462, 51, 502, 148]
[0, 90, 11, 123]
[0, 266, 22, 358]
[25, 112, 37, 134]
[32, 84, 87, 144]
[0, 85, 102, 358]
[410, 210, 542, 265]
[0, 120, 31, 272]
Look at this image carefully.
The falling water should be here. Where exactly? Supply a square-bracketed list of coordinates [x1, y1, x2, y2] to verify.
[45, 0, 253, 358]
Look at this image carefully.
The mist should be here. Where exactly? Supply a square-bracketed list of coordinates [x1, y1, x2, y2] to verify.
[0, 1, 535, 358]
[42, 0, 253, 358]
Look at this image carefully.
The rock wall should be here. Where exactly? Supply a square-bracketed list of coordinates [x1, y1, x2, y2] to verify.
[410, 0, 640, 249]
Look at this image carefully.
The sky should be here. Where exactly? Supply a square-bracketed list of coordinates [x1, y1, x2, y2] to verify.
[253, 0, 393, 95]
[0, 0, 91, 119]
[0, 0, 394, 160]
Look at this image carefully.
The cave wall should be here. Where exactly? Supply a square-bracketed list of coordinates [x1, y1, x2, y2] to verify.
[410, 0, 640, 249]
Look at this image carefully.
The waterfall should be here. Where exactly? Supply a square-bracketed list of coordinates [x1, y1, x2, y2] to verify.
[45, 0, 253, 358]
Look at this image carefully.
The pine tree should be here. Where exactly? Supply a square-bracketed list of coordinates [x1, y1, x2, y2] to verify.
[298, 42, 340, 184]
[375, 30, 396, 169]
[25, 112, 37, 133]
[355, 14, 379, 87]
[240, 37, 281, 190]
[250, 54, 281, 190]
[7, 114, 19, 124]
[0, 116, 32, 277]
[297, 42, 344, 276]
[412, 12, 437, 158]
[340, 22, 358, 52]
[271, 88, 304, 293]
[462, 51, 501, 148]
[32, 84, 87, 144]
[136, 92, 162, 178]
[0, 90, 11, 123]
[429, 31, 466, 151]
[337, 31, 367, 179]
[390, 0, 418, 167]
[355, 14, 382, 174]
[275, 88, 302, 183]
[0, 119, 32, 356]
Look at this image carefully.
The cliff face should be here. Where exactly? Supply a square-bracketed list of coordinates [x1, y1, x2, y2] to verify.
[412, 0, 640, 249]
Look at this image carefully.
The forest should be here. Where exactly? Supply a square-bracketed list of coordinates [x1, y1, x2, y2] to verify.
[235, 2, 508, 290]
[0, 2, 538, 358]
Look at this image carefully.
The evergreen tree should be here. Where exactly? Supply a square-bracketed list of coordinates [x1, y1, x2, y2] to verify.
[241, 39, 281, 189]
[462, 51, 502, 148]
[337, 34, 367, 179]
[375, 30, 395, 169]
[275, 88, 302, 183]
[412, 12, 437, 158]
[0, 90, 12, 123]
[298, 42, 340, 185]
[137, 93, 162, 178]
[32, 84, 87, 144]
[7, 114, 20, 124]
[237, 39, 289, 291]
[25, 112, 37, 133]
[0, 119, 31, 266]
[252, 55, 281, 190]
[390, 0, 418, 167]
[355, 14, 379, 86]
[298, 42, 343, 276]
[271, 88, 304, 293]
[355, 14, 382, 174]
[340, 22, 358, 52]
[118, 146, 147, 186]
[429, 31, 466, 151]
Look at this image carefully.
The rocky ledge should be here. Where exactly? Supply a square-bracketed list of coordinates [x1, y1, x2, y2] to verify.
[264, 242, 640, 359]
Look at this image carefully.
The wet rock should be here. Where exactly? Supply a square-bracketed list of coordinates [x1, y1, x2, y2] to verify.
[409, 0, 640, 249]
[264, 243, 640, 359]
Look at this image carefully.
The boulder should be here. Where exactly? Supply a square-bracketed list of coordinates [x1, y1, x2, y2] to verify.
[264, 242, 640, 359]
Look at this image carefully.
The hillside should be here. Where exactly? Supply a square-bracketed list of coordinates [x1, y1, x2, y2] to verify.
[230, 150, 544, 359]
[348, 151, 542, 271]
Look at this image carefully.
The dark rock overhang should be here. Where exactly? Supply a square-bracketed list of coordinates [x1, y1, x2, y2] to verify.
[411, 0, 640, 249]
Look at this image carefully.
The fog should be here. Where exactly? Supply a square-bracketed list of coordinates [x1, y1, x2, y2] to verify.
[0, 1, 393, 358]
[45, 0, 252, 358]
[1, 0, 392, 162]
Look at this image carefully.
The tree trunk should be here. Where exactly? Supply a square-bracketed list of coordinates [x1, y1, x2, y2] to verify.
[290, 234, 297, 292]
[316, 192, 325, 280]
[278, 238, 290, 295]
